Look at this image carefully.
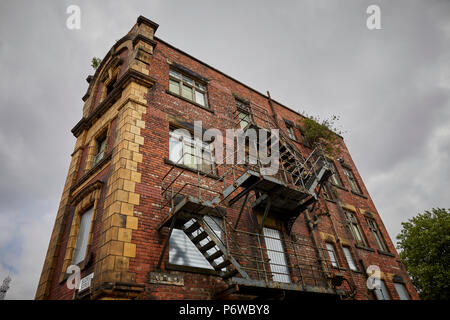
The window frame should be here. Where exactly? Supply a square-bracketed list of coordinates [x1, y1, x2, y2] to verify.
[235, 99, 252, 130]
[105, 75, 117, 97]
[326, 159, 343, 187]
[286, 124, 296, 140]
[168, 127, 216, 175]
[168, 68, 209, 108]
[344, 209, 367, 247]
[374, 280, 391, 300]
[342, 166, 362, 194]
[262, 227, 291, 283]
[342, 246, 358, 271]
[93, 134, 107, 167]
[72, 206, 95, 265]
[325, 242, 339, 268]
[394, 282, 410, 300]
[60, 183, 102, 284]
[366, 217, 388, 252]
[100, 65, 121, 103]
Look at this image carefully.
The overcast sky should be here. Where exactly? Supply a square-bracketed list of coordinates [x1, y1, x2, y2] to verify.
[0, 0, 448, 299]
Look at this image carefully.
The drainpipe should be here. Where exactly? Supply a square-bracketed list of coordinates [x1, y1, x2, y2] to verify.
[326, 182, 372, 299]
[303, 200, 333, 291]
[266, 91, 280, 128]
[322, 181, 358, 299]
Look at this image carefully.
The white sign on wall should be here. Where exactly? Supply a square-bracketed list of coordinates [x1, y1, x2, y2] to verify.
[79, 273, 94, 292]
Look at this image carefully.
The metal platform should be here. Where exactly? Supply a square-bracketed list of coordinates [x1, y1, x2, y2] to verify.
[215, 277, 343, 300]
[158, 195, 226, 230]
[224, 170, 312, 218]
[157, 101, 340, 298]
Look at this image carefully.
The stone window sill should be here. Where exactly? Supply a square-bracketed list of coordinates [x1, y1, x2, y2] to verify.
[165, 262, 220, 276]
[164, 158, 221, 180]
[58, 252, 94, 284]
[332, 266, 348, 272]
[377, 250, 395, 257]
[355, 244, 375, 252]
[71, 152, 112, 193]
[166, 90, 214, 114]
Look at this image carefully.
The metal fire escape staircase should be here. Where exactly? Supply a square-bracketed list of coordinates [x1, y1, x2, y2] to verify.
[157, 100, 336, 298]
[228, 103, 333, 232]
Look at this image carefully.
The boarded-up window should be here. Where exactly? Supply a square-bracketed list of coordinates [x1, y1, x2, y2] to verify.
[169, 216, 223, 270]
[326, 243, 339, 267]
[263, 227, 291, 283]
[342, 246, 357, 271]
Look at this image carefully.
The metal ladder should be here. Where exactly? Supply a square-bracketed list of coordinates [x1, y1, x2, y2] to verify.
[181, 217, 250, 281]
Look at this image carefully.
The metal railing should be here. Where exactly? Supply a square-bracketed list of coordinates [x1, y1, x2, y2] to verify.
[158, 101, 336, 293]
[192, 216, 336, 290]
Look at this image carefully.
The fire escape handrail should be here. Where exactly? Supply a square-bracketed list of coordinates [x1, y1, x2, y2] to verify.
[200, 213, 335, 288]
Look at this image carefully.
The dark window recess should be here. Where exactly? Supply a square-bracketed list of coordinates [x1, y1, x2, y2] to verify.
[106, 77, 117, 96]
[299, 128, 311, 147]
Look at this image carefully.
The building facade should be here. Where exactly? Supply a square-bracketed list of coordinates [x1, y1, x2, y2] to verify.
[35, 16, 418, 300]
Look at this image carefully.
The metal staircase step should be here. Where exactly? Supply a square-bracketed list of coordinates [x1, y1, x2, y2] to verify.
[206, 250, 224, 261]
[191, 231, 209, 244]
[214, 260, 232, 270]
[183, 221, 201, 235]
[199, 241, 217, 253]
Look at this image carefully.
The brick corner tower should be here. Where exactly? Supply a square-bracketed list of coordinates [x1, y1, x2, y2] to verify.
[36, 16, 418, 300]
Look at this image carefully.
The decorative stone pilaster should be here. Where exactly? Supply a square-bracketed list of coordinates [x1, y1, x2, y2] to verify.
[91, 81, 150, 299]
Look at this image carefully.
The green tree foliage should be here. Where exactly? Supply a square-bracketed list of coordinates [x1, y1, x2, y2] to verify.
[91, 57, 102, 70]
[396, 208, 450, 300]
[299, 114, 343, 156]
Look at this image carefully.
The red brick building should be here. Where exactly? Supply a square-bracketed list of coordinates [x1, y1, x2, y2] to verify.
[35, 16, 418, 300]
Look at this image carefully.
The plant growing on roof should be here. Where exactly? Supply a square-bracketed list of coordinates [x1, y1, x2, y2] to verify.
[299, 113, 343, 156]
[91, 57, 102, 70]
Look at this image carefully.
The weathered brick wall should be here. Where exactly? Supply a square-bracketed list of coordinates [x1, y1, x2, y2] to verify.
[37, 16, 418, 300]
